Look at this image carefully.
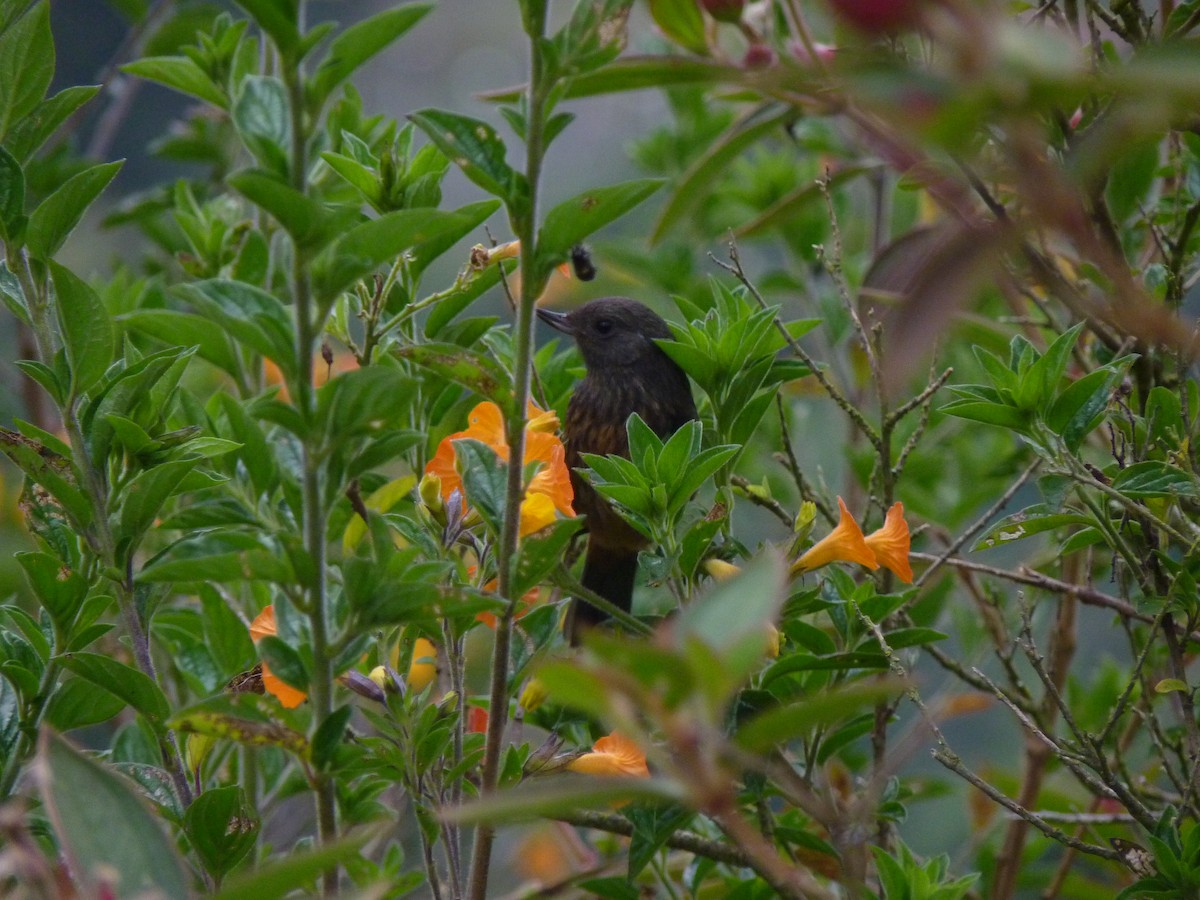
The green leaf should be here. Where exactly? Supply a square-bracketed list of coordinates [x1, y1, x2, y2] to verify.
[973, 505, 1093, 551]
[0, 428, 91, 527]
[0, 145, 24, 239]
[0, 260, 28, 325]
[39, 731, 190, 899]
[409, 108, 529, 213]
[1111, 460, 1198, 499]
[213, 833, 368, 900]
[1106, 137, 1160, 221]
[233, 76, 290, 176]
[675, 551, 786, 689]
[454, 438, 507, 535]
[227, 168, 357, 252]
[122, 55, 225, 107]
[119, 308, 241, 377]
[309, 5, 433, 107]
[234, 0, 300, 58]
[185, 786, 260, 880]
[626, 804, 694, 879]
[1046, 366, 1124, 451]
[44, 677, 125, 731]
[535, 179, 662, 280]
[939, 398, 1029, 432]
[173, 279, 296, 376]
[6, 85, 102, 162]
[49, 262, 116, 398]
[27, 160, 123, 259]
[647, 0, 707, 53]
[317, 366, 414, 439]
[0, 3, 53, 140]
[1020, 322, 1084, 413]
[116, 458, 202, 562]
[311, 705, 353, 771]
[257, 635, 308, 692]
[513, 517, 584, 596]
[653, 105, 790, 242]
[15, 551, 87, 631]
[58, 652, 171, 729]
[737, 680, 904, 751]
[138, 531, 294, 584]
[395, 342, 514, 415]
[313, 205, 499, 302]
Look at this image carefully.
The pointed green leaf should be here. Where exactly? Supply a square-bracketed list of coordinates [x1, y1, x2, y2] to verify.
[58, 652, 171, 729]
[122, 56, 225, 107]
[0, 145, 24, 240]
[0, 3, 53, 140]
[39, 731, 190, 898]
[409, 108, 529, 212]
[7, 85, 102, 161]
[233, 75, 290, 176]
[27, 160, 123, 259]
[235, 0, 300, 58]
[49, 262, 115, 398]
[536, 178, 662, 278]
[227, 168, 357, 251]
[185, 786, 260, 879]
[309, 5, 433, 107]
[654, 106, 789, 241]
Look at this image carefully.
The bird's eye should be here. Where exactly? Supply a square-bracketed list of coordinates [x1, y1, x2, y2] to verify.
[594, 318, 613, 335]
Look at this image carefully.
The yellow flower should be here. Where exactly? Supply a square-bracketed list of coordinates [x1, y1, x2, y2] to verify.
[425, 401, 574, 536]
[790, 497, 878, 577]
[566, 732, 649, 778]
[703, 558, 742, 581]
[520, 677, 549, 712]
[864, 502, 914, 584]
[406, 637, 438, 693]
[766, 624, 782, 659]
[249, 606, 307, 709]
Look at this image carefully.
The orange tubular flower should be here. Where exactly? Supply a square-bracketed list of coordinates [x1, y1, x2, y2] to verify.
[566, 732, 650, 778]
[249, 606, 307, 709]
[791, 497, 879, 577]
[864, 502, 914, 584]
[425, 401, 574, 536]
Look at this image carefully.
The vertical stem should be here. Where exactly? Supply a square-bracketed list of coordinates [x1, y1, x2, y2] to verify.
[466, 8, 548, 899]
[283, 59, 338, 893]
[8, 249, 194, 804]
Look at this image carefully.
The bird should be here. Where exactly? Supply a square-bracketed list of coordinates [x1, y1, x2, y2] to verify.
[536, 298, 698, 644]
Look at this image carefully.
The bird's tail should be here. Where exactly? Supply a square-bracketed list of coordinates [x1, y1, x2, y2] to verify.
[567, 542, 638, 645]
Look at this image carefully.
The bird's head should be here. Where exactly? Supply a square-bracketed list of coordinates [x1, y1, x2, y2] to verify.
[536, 298, 674, 370]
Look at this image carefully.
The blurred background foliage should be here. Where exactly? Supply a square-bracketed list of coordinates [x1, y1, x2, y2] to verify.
[2, 0, 1200, 897]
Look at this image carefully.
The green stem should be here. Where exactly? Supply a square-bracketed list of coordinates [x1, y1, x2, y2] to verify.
[9, 249, 195, 804]
[0, 657, 58, 798]
[283, 59, 338, 894]
[466, 9, 548, 899]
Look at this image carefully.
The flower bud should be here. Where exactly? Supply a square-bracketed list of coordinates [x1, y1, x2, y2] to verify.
[520, 678, 549, 712]
[703, 558, 742, 581]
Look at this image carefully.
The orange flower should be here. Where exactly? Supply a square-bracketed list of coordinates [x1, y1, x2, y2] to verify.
[466, 705, 489, 734]
[864, 502, 913, 583]
[790, 497, 878, 577]
[249, 606, 307, 709]
[566, 732, 649, 778]
[476, 579, 541, 630]
[425, 401, 574, 536]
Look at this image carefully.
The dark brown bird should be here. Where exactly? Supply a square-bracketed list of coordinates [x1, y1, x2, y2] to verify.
[537, 298, 697, 643]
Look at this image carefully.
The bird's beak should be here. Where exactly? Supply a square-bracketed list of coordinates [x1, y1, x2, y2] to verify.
[536, 307, 574, 335]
